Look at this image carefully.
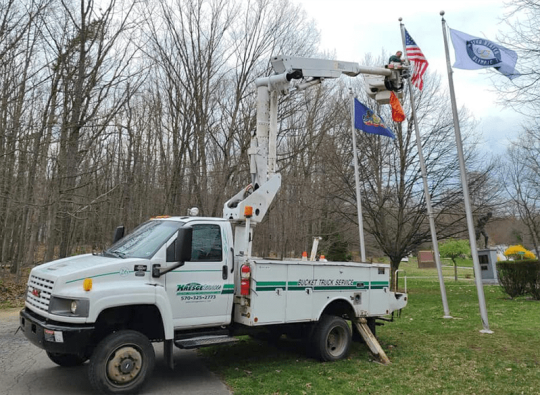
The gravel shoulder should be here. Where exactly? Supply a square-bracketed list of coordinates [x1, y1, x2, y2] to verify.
[0, 307, 232, 395]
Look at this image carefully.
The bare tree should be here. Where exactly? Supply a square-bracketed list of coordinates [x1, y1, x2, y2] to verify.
[143, 0, 319, 219]
[500, 127, 540, 254]
[0, 0, 52, 276]
[42, 0, 143, 258]
[0, 0, 511, 286]
[321, 55, 501, 282]
[496, 0, 540, 116]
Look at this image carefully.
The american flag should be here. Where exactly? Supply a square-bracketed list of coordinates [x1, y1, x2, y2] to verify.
[405, 29, 429, 90]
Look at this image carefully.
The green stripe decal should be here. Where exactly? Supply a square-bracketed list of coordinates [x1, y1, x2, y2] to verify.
[255, 281, 286, 291]
[66, 271, 121, 284]
[313, 286, 361, 291]
[287, 286, 306, 291]
[370, 281, 389, 289]
[221, 284, 234, 294]
[257, 281, 287, 286]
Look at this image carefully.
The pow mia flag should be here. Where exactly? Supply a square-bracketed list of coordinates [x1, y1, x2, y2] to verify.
[449, 28, 519, 80]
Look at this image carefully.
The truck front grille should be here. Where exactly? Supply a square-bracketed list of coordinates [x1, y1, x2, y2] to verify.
[26, 275, 55, 312]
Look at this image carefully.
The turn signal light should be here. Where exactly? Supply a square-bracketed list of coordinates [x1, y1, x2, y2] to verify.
[83, 278, 93, 291]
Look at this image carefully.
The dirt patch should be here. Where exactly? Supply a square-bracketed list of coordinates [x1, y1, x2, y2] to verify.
[0, 307, 21, 319]
[0, 271, 27, 309]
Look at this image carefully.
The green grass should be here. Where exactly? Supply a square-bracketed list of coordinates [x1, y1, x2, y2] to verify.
[200, 260, 540, 395]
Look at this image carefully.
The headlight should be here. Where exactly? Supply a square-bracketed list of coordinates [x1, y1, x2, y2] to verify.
[49, 297, 89, 317]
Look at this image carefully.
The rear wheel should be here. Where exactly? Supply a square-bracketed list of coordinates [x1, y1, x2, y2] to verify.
[46, 351, 88, 367]
[88, 330, 155, 395]
[312, 315, 351, 361]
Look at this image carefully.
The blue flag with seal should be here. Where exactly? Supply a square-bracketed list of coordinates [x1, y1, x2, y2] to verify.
[449, 28, 519, 80]
[354, 98, 395, 139]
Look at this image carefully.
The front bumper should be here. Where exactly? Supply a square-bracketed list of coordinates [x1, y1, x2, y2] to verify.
[19, 308, 95, 355]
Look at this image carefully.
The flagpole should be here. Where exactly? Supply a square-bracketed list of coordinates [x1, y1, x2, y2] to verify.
[399, 20, 452, 319]
[350, 88, 367, 262]
[441, 11, 492, 333]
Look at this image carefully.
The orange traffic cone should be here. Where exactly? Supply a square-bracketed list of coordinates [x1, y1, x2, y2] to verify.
[302, 251, 308, 261]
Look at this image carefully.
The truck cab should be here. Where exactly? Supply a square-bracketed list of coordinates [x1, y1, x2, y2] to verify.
[19, 216, 238, 393]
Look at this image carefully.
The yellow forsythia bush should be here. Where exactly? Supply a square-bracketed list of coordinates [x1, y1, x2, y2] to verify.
[504, 245, 536, 260]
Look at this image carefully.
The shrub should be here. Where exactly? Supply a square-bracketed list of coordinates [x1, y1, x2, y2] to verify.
[497, 260, 540, 299]
[504, 245, 536, 260]
[529, 268, 540, 301]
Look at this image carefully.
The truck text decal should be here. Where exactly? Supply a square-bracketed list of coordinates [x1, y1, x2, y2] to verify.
[176, 282, 222, 295]
[297, 279, 355, 287]
[256, 280, 389, 292]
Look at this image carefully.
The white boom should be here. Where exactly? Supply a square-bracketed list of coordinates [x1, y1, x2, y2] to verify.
[223, 55, 405, 256]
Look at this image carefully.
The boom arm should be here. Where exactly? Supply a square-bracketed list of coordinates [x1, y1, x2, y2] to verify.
[271, 55, 393, 79]
[223, 55, 404, 256]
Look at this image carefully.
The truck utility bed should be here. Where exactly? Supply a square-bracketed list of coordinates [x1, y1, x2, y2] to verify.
[234, 259, 404, 326]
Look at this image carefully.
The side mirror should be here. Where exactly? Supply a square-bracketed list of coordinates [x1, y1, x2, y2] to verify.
[156, 226, 193, 277]
[113, 226, 125, 244]
[176, 226, 192, 262]
[166, 226, 193, 263]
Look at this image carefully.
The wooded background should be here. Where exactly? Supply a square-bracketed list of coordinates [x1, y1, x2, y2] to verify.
[1, 0, 539, 281]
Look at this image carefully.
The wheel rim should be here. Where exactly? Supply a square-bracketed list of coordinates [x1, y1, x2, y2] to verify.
[106, 345, 143, 386]
[326, 325, 347, 357]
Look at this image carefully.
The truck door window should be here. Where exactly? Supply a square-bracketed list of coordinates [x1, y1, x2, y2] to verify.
[191, 225, 222, 262]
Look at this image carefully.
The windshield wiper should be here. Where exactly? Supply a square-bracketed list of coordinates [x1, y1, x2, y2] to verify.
[105, 250, 126, 259]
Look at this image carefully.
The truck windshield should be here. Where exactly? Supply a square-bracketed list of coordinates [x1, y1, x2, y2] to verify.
[105, 220, 184, 259]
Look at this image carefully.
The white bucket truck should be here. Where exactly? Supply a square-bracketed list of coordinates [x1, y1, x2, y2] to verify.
[20, 56, 408, 394]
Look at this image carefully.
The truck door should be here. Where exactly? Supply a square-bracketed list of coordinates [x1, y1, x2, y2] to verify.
[167, 223, 234, 328]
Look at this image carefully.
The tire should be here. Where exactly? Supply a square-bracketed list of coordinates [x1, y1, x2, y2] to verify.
[312, 315, 352, 362]
[88, 330, 155, 395]
[46, 351, 88, 367]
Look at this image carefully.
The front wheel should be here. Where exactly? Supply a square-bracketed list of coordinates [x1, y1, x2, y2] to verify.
[46, 351, 88, 367]
[312, 315, 351, 362]
[88, 330, 155, 395]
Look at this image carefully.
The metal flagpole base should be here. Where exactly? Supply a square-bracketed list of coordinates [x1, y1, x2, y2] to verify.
[480, 329, 494, 334]
[443, 315, 453, 319]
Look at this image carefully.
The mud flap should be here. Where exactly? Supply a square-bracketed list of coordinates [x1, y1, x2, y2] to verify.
[164, 339, 174, 370]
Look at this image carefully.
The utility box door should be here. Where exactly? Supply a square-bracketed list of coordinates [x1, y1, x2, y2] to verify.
[285, 264, 314, 322]
[250, 263, 287, 324]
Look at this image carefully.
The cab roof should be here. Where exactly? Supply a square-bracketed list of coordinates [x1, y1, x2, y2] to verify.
[150, 216, 229, 223]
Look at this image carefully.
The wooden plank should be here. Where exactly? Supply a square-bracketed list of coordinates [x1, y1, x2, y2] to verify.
[354, 318, 391, 365]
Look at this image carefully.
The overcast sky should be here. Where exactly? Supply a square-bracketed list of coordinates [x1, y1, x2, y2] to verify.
[294, 0, 520, 155]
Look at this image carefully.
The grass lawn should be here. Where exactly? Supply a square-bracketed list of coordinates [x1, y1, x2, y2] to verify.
[200, 259, 540, 395]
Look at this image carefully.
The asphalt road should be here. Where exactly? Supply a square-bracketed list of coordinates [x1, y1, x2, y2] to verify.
[0, 308, 232, 395]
